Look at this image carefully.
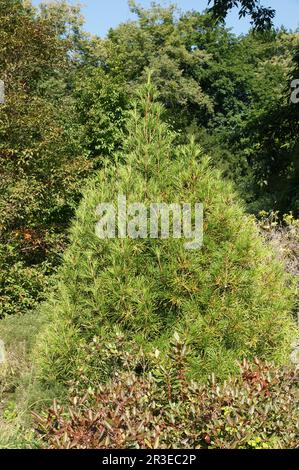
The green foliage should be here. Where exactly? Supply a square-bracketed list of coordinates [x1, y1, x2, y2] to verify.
[34, 334, 299, 449]
[0, 0, 94, 317]
[73, 68, 129, 166]
[100, 2, 214, 128]
[34, 81, 296, 389]
[0, 309, 59, 449]
[208, 0, 276, 30]
[95, 4, 298, 214]
[200, 30, 299, 215]
[244, 43, 299, 214]
[1, 1, 298, 319]
[0, 1, 298, 450]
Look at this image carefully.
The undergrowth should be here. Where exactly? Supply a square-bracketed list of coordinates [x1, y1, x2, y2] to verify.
[34, 334, 299, 449]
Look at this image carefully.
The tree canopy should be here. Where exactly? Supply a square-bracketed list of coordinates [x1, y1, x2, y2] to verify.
[208, 0, 276, 30]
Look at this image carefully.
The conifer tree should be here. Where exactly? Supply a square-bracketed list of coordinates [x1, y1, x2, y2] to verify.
[208, 0, 276, 30]
[35, 77, 296, 387]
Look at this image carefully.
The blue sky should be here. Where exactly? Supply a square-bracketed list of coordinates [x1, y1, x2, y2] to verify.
[32, 0, 299, 36]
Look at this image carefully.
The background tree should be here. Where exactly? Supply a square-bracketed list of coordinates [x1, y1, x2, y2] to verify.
[99, 2, 214, 129]
[0, 0, 91, 315]
[208, 0, 276, 30]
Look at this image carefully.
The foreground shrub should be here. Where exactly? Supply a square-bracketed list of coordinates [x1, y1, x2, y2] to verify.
[34, 79, 296, 388]
[34, 336, 299, 449]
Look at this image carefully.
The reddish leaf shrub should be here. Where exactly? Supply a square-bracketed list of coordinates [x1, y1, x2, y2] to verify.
[34, 336, 299, 449]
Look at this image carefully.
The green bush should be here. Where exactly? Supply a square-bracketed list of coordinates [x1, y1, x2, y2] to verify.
[34, 80, 296, 388]
[34, 334, 299, 449]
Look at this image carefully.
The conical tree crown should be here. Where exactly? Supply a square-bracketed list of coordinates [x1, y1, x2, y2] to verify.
[35, 79, 296, 386]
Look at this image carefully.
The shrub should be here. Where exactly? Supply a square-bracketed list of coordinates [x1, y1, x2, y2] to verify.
[257, 211, 299, 280]
[33, 78, 296, 388]
[34, 335, 299, 449]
